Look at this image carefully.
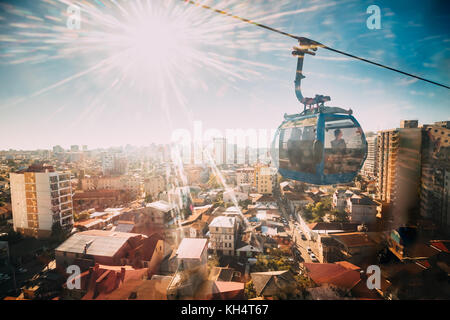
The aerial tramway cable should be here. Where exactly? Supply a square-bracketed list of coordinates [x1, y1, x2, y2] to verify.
[181, 0, 450, 90]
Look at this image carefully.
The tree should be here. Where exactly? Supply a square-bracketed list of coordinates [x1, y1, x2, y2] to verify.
[238, 199, 252, 210]
[329, 209, 349, 222]
[273, 274, 313, 300]
[207, 253, 220, 270]
[244, 280, 257, 299]
[73, 211, 90, 222]
[207, 173, 221, 189]
[144, 194, 153, 203]
[51, 222, 69, 243]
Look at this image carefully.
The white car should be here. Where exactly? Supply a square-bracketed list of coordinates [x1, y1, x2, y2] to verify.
[307, 247, 312, 253]
[310, 253, 319, 262]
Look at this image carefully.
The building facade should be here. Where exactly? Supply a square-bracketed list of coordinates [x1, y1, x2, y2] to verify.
[209, 216, 236, 256]
[10, 164, 74, 238]
[376, 122, 422, 227]
[420, 123, 450, 232]
[361, 135, 377, 179]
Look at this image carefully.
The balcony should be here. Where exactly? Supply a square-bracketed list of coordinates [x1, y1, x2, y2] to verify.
[61, 210, 73, 218]
[59, 182, 70, 189]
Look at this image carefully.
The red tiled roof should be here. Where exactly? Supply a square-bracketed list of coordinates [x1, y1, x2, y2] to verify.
[335, 261, 361, 271]
[256, 194, 275, 202]
[302, 263, 361, 290]
[430, 241, 450, 253]
[415, 260, 431, 269]
[330, 232, 376, 248]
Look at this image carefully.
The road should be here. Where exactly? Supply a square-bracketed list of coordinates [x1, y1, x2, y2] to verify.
[277, 197, 321, 264]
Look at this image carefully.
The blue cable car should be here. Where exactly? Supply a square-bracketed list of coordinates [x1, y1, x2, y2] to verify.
[271, 38, 368, 185]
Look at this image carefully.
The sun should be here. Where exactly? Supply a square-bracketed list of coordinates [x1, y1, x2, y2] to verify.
[123, 14, 190, 71]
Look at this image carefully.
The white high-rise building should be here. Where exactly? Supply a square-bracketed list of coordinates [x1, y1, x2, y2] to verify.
[102, 152, 128, 176]
[213, 137, 227, 166]
[10, 164, 74, 238]
[361, 135, 377, 179]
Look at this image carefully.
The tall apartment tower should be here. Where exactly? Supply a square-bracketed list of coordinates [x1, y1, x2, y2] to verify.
[361, 135, 378, 179]
[420, 122, 450, 232]
[102, 152, 128, 176]
[377, 121, 422, 228]
[213, 137, 227, 166]
[10, 164, 74, 238]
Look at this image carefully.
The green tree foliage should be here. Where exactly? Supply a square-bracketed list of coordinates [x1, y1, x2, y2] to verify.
[207, 173, 221, 189]
[244, 280, 257, 299]
[329, 209, 349, 222]
[144, 194, 153, 203]
[51, 222, 69, 243]
[251, 253, 295, 273]
[73, 211, 90, 222]
[238, 199, 252, 210]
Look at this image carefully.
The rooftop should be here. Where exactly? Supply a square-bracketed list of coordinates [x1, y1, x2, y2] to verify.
[146, 200, 175, 212]
[176, 238, 207, 260]
[330, 232, 377, 248]
[209, 216, 236, 228]
[55, 230, 145, 257]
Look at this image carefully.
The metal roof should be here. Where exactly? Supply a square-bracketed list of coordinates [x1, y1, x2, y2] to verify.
[176, 238, 207, 260]
[55, 231, 140, 257]
[209, 216, 236, 228]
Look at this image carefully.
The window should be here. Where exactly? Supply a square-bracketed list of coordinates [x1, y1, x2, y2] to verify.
[278, 117, 318, 173]
[323, 117, 365, 174]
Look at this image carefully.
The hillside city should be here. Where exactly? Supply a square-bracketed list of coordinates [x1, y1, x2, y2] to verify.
[0, 119, 449, 300]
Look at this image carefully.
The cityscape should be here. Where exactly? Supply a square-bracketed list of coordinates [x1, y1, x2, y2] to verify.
[0, 0, 449, 305]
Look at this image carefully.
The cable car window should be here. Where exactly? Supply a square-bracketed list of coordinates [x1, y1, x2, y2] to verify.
[324, 118, 365, 174]
[278, 117, 317, 174]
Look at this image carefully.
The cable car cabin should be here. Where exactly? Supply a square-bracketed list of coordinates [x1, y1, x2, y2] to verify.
[273, 110, 367, 185]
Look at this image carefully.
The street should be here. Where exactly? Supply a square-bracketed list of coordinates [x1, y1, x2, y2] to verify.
[277, 197, 321, 264]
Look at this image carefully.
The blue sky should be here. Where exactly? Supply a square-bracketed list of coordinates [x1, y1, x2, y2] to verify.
[0, 0, 449, 150]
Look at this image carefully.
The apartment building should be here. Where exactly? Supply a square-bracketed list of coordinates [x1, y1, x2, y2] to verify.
[361, 135, 377, 179]
[376, 121, 422, 227]
[345, 194, 378, 224]
[254, 165, 276, 195]
[236, 167, 255, 186]
[10, 164, 74, 238]
[213, 137, 227, 166]
[209, 216, 236, 256]
[81, 175, 141, 195]
[420, 122, 450, 232]
[102, 152, 128, 176]
[144, 175, 166, 198]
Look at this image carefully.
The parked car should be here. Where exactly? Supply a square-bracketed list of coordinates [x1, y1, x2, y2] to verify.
[307, 247, 312, 253]
[310, 253, 319, 262]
